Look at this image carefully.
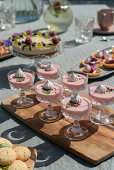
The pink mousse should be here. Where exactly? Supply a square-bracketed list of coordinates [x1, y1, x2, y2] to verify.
[8, 72, 34, 90]
[35, 82, 62, 102]
[89, 85, 114, 104]
[62, 74, 87, 90]
[36, 64, 60, 79]
[61, 97, 91, 120]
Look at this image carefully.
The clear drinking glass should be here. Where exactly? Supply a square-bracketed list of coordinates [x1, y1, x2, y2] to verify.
[35, 80, 62, 122]
[75, 16, 94, 44]
[61, 93, 92, 140]
[8, 68, 35, 108]
[89, 84, 114, 125]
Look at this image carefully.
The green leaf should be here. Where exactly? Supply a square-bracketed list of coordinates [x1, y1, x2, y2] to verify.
[55, 9, 61, 17]
[22, 45, 26, 51]
[0, 143, 10, 148]
[66, 101, 78, 108]
[2, 166, 9, 170]
[39, 65, 45, 69]
[106, 89, 114, 92]
[17, 77, 25, 82]
[42, 88, 51, 94]
[29, 45, 32, 51]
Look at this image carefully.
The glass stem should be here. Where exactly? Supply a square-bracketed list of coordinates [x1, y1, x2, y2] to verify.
[98, 104, 106, 119]
[71, 120, 81, 133]
[45, 103, 53, 117]
[72, 90, 78, 96]
[19, 91, 26, 104]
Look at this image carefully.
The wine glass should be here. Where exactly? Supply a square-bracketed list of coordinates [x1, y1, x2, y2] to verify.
[8, 68, 35, 108]
[61, 92, 92, 140]
[36, 60, 61, 81]
[89, 83, 114, 125]
[62, 71, 88, 95]
[35, 80, 62, 122]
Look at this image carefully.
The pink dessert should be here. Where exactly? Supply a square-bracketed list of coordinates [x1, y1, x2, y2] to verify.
[61, 96, 91, 120]
[62, 73, 87, 90]
[35, 81, 62, 102]
[89, 85, 114, 104]
[8, 72, 34, 89]
[36, 64, 60, 79]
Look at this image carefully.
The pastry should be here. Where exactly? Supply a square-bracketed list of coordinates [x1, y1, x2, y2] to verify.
[0, 40, 11, 57]
[103, 56, 114, 68]
[80, 65, 102, 77]
[8, 160, 28, 170]
[13, 146, 31, 162]
[11, 29, 61, 56]
[81, 57, 103, 67]
[92, 49, 110, 61]
[0, 148, 16, 166]
[0, 137, 12, 148]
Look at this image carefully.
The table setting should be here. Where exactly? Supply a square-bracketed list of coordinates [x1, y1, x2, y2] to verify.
[0, 0, 114, 170]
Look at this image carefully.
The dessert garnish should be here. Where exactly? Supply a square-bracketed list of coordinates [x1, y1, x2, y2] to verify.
[42, 80, 53, 94]
[96, 50, 109, 59]
[105, 56, 114, 64]
[95, 84, 106, 93]
[22, 37, 32, 51]
[0, 143, 10, 148]
[12, 33, 20, 39]
[45, 64, 55, 71]
[84, 65, 92, 72]
[84, 65, 100, 73]
[85, 57, 91, 63]
[26, 29, 32, 35]
[3, 40, 12, 46]
[85, 57, 99, 65]
[49, 31, 56, 37]
[106, 86, 114, 92]
[2, 166, 9, 170]
[52, 37, 60, 44]
[15, 68, 25, 82]
[68, 72, 79, 82]
[66, 93, 82, 108]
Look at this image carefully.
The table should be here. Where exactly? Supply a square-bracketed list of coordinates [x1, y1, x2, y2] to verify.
[0, 4, 114, 170]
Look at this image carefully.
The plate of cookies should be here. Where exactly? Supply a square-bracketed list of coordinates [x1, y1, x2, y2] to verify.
[0, 40, 12, 61]
[0, 137, 37, 170]
[71, 47, 114, 79]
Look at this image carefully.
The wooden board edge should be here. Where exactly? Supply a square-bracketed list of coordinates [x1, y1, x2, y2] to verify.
[1, 102, 114, 165]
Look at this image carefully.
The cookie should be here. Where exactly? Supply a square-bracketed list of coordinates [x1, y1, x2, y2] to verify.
[0, 137, 12, 148]
[13, 146, 31, 162]
[8, 160, 28, 170]
[0, 148, 16, 166]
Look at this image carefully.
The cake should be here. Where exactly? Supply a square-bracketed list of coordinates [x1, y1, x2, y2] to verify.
[8, 68, 34, 90]
[80, 65, 102, 77]
[81, 57, 103, 67]
[61, 93, 92, 120]
[11, 29, 61, 57]
[36, 62, 61, 80]
[89, 84, 114, 104]
[35, 80, 62, 102]
[62, 72, 87, 90]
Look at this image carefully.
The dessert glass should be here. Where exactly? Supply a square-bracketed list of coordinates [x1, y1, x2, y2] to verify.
[62, 71, 88, 95]
[8, 68, 35, 108]
[89, 84, 114, 125]
[61, 93, 92, 140]
[35, 80, 62, 122]
[36, 60, 61, 80]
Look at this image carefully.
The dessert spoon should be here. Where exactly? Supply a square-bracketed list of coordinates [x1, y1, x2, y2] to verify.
[100, 37, 114, 42]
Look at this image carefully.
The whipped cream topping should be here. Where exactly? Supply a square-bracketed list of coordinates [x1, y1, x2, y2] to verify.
[68, 72, 79, 82]
[106, 57, 112, 62]
[85, 57, 91, 63]
[70, 93, 82, 103]
[45, 64, 55, 71]
[43, 80, 53, 90]
[84, 65, 91, 72]
[96, 51, 103, 58]
[95, 84, 106, 93]
[15, 68, 25, 78]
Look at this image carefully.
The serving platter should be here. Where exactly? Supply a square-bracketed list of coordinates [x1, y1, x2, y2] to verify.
[1, 89, 114, 165]
[0, 53, 13, 61]
[71, 47, 114, 79]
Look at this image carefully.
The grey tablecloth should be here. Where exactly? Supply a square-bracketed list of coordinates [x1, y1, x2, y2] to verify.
[0, 4, 114, 170]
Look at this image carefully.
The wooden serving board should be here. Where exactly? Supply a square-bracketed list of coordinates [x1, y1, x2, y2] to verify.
[1, 89, 114, 165]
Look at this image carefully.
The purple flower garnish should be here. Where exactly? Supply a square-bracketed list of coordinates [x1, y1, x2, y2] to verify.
[49, 31, 56, 37]
[52, 37, 60, 44]
[25, 37, 32, 45]
[12, 33, 20, 39]
[3, 39, 12, 46]
[102, 50, 106, 54]
[53, 2, 61, 10]
[91, 58, 97, 62]
[26, 29, 32, 35]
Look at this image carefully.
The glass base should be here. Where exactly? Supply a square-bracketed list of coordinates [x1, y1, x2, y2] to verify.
[64, 125, 88, 141]
[90, 114, 113, 125]
[39, 110, 62, 123]
[12, 97, 34, 109]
